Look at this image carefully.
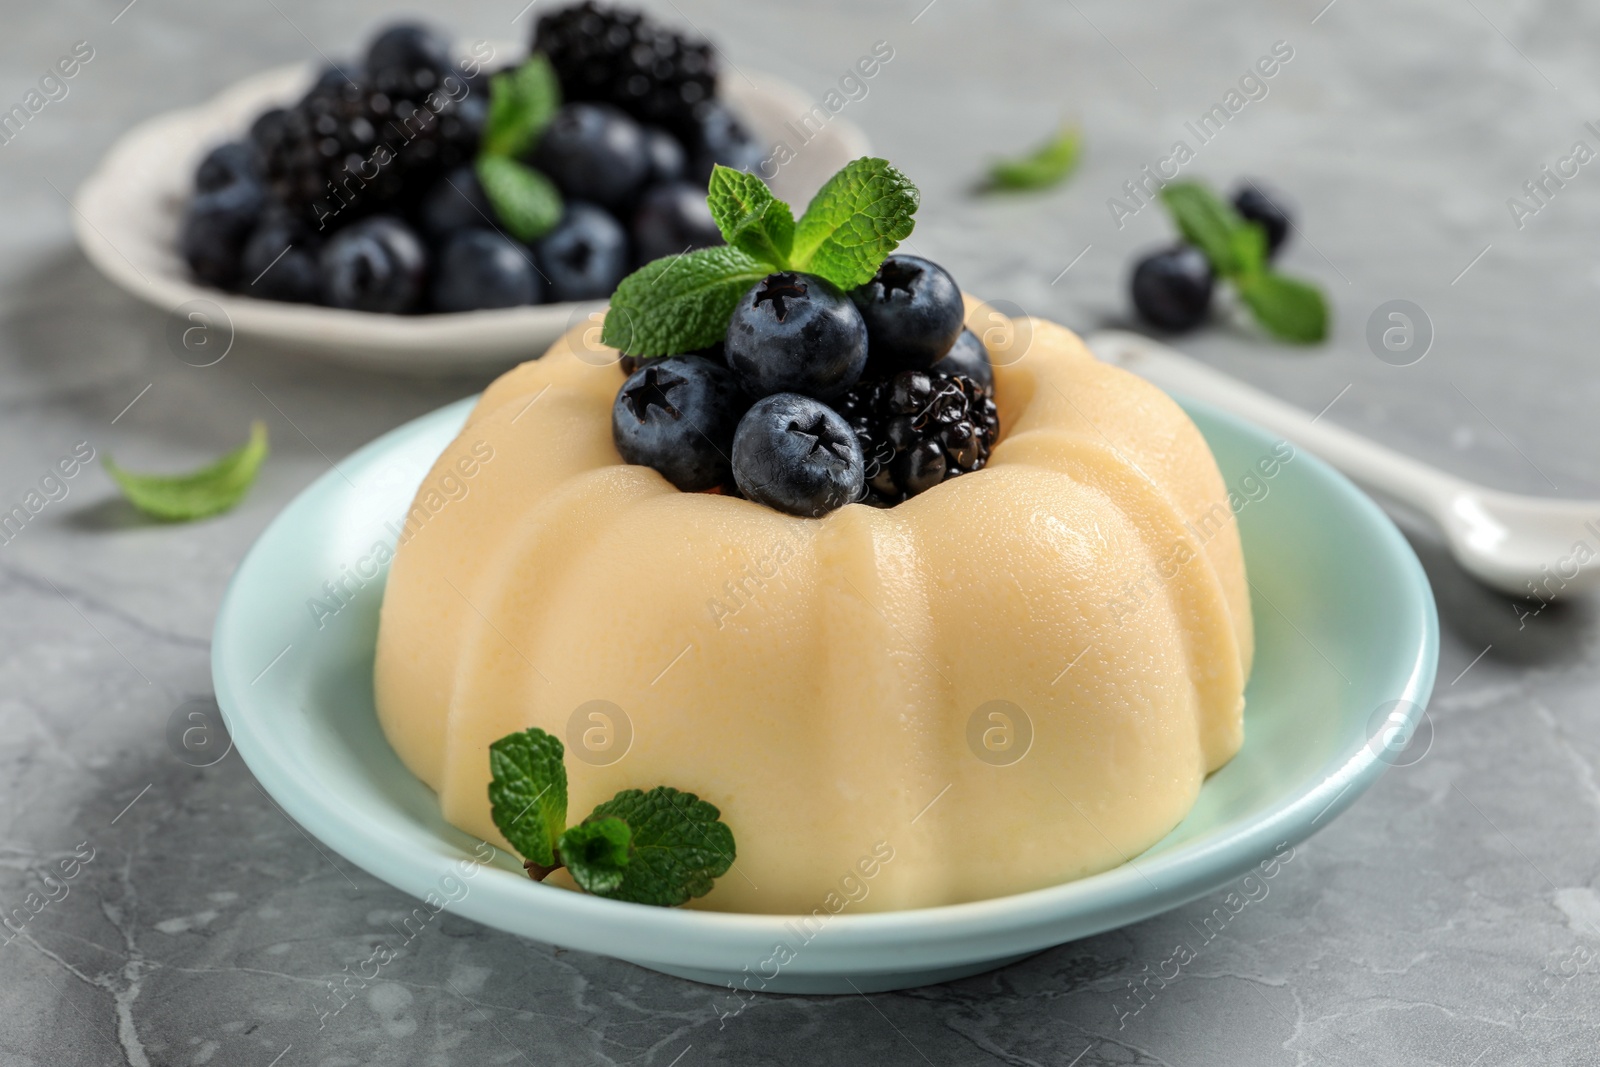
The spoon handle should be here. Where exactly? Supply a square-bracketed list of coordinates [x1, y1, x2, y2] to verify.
[1085, 330, 1464, 513]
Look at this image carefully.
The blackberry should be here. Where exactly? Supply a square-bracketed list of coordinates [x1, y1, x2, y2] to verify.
[836, 370, 1000, 505]
[256, 76, 481, 229]
[365, 23, 453, 101]
[533, 2, 716, 139]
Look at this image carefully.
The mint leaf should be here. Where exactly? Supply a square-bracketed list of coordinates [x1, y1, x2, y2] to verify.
[601, 245, 770, 356]
[1158, 180, 1327, 344]
[488, 728, 568, 868]
[104, 420, 267, 521]
[557, 817, 631, 895]
[706, 165, 793, 265]
[789, 157, 918, 289]
[1236, 271, 1329, 344]
[480, 55, 560, 159]
[477, 156, 562, 242]
[1159, 182, 1253, 276]
[1229, 222, 1268, 279]
[986, 124, 1082, 191]
[583, 787, 734, 907]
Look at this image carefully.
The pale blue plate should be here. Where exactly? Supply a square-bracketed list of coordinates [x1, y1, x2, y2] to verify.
[212, 394, 1438, 993]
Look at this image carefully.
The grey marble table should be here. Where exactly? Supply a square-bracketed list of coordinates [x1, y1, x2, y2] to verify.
[3, 0, 1598, 1063]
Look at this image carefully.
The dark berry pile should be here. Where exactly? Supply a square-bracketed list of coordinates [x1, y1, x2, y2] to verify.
[178, 7, 764, 314]
[612, 254, 1002, 518]
[253, 72, 481, 227]
[836, 370, 999, 504]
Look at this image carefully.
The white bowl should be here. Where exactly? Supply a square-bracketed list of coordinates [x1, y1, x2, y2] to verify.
[73, 57, 870, 374]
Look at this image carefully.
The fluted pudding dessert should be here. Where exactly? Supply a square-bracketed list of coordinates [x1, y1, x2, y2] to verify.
[373, 160, 1252, 913]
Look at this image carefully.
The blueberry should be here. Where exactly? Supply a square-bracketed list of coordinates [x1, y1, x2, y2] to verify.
[732, 394, 864, 518]
[534, 202, 629, 302]
[642, 126, 687, 185]
[689, 100, 765, 183]
[195, 142, 262, 193]
[431, 230, 540, 312]
[530, 103, 649, 212]
[179, 180, 266, 288]
[850, 255, 965, 374]
[612, 355, 748, 491]
[419, 165, 494, 241]
[240, 208, 321, 303]
[319, 215, 428, 313]
[1130, 245, 1214, 332]
[725, 272, 868, 402]
[930, 328, 993, 392]
[631, 182, 721, 265]
[1231, 180, 1292, 257]
[365, 23, 452, 98]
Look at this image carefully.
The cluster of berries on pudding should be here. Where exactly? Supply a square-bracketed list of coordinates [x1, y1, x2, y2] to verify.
[179, 3, 763, 314]
[613, 257, 997, 516]
[607, 159, 998, 518]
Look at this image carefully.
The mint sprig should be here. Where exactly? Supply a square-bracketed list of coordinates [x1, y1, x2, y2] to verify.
[475, 156, 562, 243]
[1157, 181, 1328, 344]
[487, 727, 568, 869]
[787, 157, 919, 286]
[603, 245, 772, 356]
[582, 788, 735, 907]
[488, 727, 736, 907]
[557, 817, 631, 894]
[1236, 271, 1328, 344]
[1161, 182, 1254, 276]
[984, 124, 1082, 192]
[601, 157, 920, 356]
[104, 420, 268, 521]
[706, 167, 795, 265]
[476, 56, 563, 242]
[481, 54, 560, 160]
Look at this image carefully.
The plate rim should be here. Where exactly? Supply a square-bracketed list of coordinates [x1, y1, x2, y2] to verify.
[212, 391, 1439, 977]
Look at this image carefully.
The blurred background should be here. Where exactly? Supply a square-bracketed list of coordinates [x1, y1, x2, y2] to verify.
[2, 0, 1598, 1064]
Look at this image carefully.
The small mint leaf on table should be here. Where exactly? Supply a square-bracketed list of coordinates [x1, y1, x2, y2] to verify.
[480, 55, 560, 159]
[104, 420, 268, 521]
[788, 157, 919, 289]
[1158, 179, 1328, 344]
[1236, 271, 1329, 344]
[986, 124, 1082, 191]
[488, 728, 568, 871]
[476, 156, 562, 242]
[1159, 181, 1258, 277]
[1227, 223, 1268, 279]
[706, 165, 794, 266]
[557, 817, 632, 895]
[583, 786, 734, 907]
[600, 245, 771, 357]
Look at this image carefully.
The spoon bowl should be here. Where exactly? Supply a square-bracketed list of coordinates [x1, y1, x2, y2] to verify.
[1440, 488, 1600, 599]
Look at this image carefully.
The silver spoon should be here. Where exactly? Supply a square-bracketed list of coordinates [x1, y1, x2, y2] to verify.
[1086, 330, 1600, 599]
